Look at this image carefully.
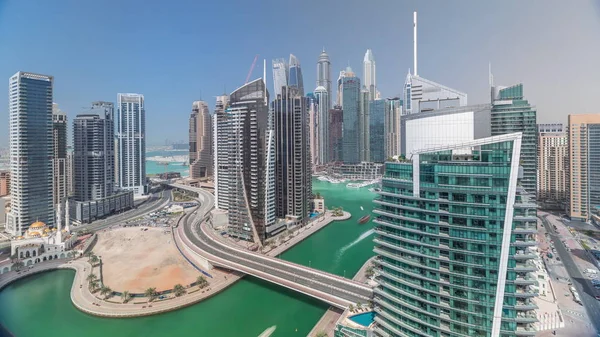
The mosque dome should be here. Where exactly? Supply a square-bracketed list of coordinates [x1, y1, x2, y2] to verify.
[30, 232, 41, 237]
[30, 221, 46, 229]
[44, 228, 51, 233]
[41, 233, 48, 237]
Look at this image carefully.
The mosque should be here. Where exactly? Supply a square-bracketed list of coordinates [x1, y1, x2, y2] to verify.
[9, 200, 78, 266]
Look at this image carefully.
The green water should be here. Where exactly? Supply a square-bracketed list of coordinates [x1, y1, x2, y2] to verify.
[0, 180, 376, 337]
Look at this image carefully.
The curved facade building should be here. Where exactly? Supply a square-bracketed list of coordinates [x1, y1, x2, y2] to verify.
[373, 133, 537, 337]
[288, 54, 304, 96]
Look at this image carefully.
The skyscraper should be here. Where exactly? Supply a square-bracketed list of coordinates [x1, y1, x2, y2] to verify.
[307, 92, 318, 170]
[314, 86, 329, 165]
[568, 114, 600, 220]
[213, 95, 230, 210]
[272, 58, 288, 98]
[272, 86, 312, 226]
[52, 103, 68, 206]
[359, 86, 370, 162]
[288, 54, 304, 96]
[316, 49, 332, 108]
[384, 98, 402, 158]
[363, 49, 377, 100]
[369, 99, 385, 163]
[491, 83, 537, 197]
[6, 72, 55, 235]
[538, 126, 567, 204]
[340, 67, 360, 164]
[116, 93, 146, 196]
[374, 133, 537, 337]
[214, 79, 275, 244]
[189, 100, 212, 179]
[329, 106, 343, 163]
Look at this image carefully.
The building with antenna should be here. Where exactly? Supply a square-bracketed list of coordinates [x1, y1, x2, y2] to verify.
[363, 49, 377, 100]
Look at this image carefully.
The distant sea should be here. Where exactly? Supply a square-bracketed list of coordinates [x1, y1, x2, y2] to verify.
[146, 150, 189, 176]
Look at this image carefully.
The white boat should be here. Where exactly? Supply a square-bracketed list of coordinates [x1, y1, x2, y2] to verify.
[258, 326, 276, 337]
[361, 206, 364, 211]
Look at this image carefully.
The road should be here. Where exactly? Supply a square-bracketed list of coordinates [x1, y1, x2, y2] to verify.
[540, 214, 600, 333]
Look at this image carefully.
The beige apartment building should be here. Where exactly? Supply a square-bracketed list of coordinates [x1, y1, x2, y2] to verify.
[568, 114, 600, 220]
[0, 171, 9, 196]
[538, 131, 568, 203]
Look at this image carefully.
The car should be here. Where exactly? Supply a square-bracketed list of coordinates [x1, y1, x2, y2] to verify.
[594, 295, 600, 301]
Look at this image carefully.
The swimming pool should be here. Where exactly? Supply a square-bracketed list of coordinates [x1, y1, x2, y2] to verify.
[348, 311, 375, 327]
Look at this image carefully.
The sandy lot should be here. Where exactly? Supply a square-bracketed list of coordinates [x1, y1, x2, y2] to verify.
[94, 227, 199, 293]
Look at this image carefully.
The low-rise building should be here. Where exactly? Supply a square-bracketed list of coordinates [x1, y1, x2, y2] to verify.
[0, 171, 9, 196]
[71, 190, 134, 224]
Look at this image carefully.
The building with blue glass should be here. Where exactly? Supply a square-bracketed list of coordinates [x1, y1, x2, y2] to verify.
[370, 99, 385, 163]
[339, 67, 360, 164]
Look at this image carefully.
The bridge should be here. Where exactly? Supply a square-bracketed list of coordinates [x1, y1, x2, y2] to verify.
[166, 182, 374, 309]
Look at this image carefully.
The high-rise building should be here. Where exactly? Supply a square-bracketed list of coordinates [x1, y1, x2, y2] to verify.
[66, 148, 74, 196]
[384, 98, 402, 158]
[316, 49, 332, 108]
[538, 127, 568, 204]
[374, 133, 538, 337]
[213, 95, 230, 210]
[6, 72, 55, 235]
[329, 106, 343, 163]
[369, 99, 385, 163]
[272, 58, 288, 98]
[272, 86, 312, 226]
[491, 83, 537, 197]
[359, 86, 370, 162]
[314, 86, 329, 165]
[214, 79, 275, 243]
[52, 103, 68, 206]
[0, 171, 9, 197]
[568, 114, 600, 220]
[340, 67, 360, 163]
[363, 49, 377, 100]
[189, 100, 212, 179]
[307, 92, 318, 171]
[116, 93, 146, 196]
[288, 54, 304, 96]
[73, 102, 115, 202]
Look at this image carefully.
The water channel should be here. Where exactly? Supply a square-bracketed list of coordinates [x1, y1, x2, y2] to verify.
[0, 179, 376, 337]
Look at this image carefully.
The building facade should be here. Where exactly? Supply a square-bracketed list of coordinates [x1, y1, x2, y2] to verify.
[307, 93, 318, 171]
[66, 148, 74, 197]
[537, 123, 563, 133]
[537, 129, 568, 204]
[384, 98, 402, 159]
[213, 95, 230, 210]
[214, 79, 275, 244]
[314, 86, 329, 165]
[0, 171, 9, 197]
[189, 100, 213, 179]
[568, 114, 600, 220]
[363, 49, 377, 100]
[52, 104, 68, 206]
[316, 49, 332, 108]
[288, 54, 304, 96]
[359, 87, 370, 162]
[403, 72, 467, 116]
[373, 133, 537, 337]
[491, 83, 537, 198]
[369, 99, 385, 163]
[340, 68, 360, 164]
[272, 87, 312, 228]
[7, 72, 55, 236]
[116, 93, 146, 196]
[272, 58, 288, 98]
[329, 106, 343, 163]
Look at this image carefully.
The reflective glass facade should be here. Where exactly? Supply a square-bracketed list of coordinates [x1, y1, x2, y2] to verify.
[341, 76, 360, 164]
[369, 99, 385, 163]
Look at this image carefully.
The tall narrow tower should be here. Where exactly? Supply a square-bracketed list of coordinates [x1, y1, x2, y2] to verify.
[189, 101, 212, 178]
[116, 93, 146, 196]
[363, 49, 376, 100]
[52, 103, 68, 206]
[316, 49, 332, 108]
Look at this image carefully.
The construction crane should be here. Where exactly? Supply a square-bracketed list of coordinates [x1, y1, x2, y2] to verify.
[245, 54, 259, 84]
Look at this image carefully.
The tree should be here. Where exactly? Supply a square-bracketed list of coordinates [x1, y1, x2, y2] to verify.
[121, 290, 131, 303]
[12, 260, 24, 271]
[196, 275, 209, 289]
[315, 331, 328, 337]
[88, 280, 99, 292]
[173, 284, 186, 297]
[356, 302, 362, 310]
[100, 286, 112, 299]
[348, 304, 354, 312]
[365, 266, 374, 278]
[89, 255, 100, 266]
[145, 287, 157, 301]
[86, 273, 98, 282]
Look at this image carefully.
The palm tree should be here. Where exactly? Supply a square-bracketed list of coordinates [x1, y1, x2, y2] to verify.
[89, 255, 100, 266]
[356, 302, 362, 310]
[145, 287, 157, 301]
[100, 286, 112, 299]
[12, 260, 24, 271]
[173, 284, 186, 297]
[315, 331, 328, 337]
[121, 290, 131, 303]
[196, 275, 209, 289]
[348, 304, 354, 312]
[86, 273, 98, 282]
[88, 280, 99, 292]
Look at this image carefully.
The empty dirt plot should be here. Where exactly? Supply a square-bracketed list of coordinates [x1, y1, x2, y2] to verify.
[93, 227, 199, 293]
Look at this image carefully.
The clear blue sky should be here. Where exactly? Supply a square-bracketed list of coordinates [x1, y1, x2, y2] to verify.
[1, 0, 599, 146]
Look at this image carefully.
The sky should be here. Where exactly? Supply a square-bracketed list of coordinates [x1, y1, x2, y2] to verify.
[1, 0, 599, 146]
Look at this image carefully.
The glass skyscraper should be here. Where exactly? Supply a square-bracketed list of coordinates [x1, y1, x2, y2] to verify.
[6, 72, 55, 235]
[116, 93, 147, 196]
[288, 54, 304, 96]
[373, 133, 537, 337]
[369, 99, 385, 163]
[340, 67, 360, 164]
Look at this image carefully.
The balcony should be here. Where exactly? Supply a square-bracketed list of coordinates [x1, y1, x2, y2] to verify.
[513, 299, 538, 311]
[514, 323, 537, 336]
[512, 261, 537, 272]
[514, 313, 538, 323]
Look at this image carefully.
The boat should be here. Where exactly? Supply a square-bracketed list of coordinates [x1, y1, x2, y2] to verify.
[360, 206, 364, 211]
[358, 214, 371, 224]
[257, 326, 276, 337]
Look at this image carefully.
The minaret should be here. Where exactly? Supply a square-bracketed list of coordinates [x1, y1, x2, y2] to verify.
[56, 202, 63, 243]
[64, 198, 71, 233]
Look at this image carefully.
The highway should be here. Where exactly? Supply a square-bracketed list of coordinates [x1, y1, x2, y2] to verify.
[540, 214, 600, 333]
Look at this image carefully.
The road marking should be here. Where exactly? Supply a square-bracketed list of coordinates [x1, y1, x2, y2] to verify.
[565, 309, 585, 318]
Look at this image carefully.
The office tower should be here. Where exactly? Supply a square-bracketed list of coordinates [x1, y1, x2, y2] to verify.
[272, 58, 288, 98]
[373, 133, 538, 337]
[329, 106, 343, 163]
[272, 86, 312, 226]
[52, 103, 68, 206]
[6, 72, 55, 235]
[307, 93, 318, 170]
[214, 79, 275, 243]
[340, 67, 360, 163]
[288, 54, 304, 96]
[336, 69, 346, 107]
[491, 83, 537, 197]
[73, 102, 115, 202]
[568, 114, 600, 220]
[189, 100, 212, 179]
[538, 127, 567, 204]
[66, 149, 74, 196]
[0, 171, 9, 196]
[369, 99, 385, 163]
[213, 95, 230, 210]
[363, 49, 376, 100]
[401, 104, 491, 156]
[316, 49, 332, 108]
[314, 86, 329, 165]
[384, 98, 402, 158]
[116, 93, 146, 196]
[403, 12, 467, 115]
[359, 87, 370, 162]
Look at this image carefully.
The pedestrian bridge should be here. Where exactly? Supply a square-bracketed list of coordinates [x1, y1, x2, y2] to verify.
[169, 182, 373, 309]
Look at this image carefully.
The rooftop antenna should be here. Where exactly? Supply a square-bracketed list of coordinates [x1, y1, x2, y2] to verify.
[263, 59, 267, 105]
[413, 11, 418, 76]
[488, 62, 494, 87]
